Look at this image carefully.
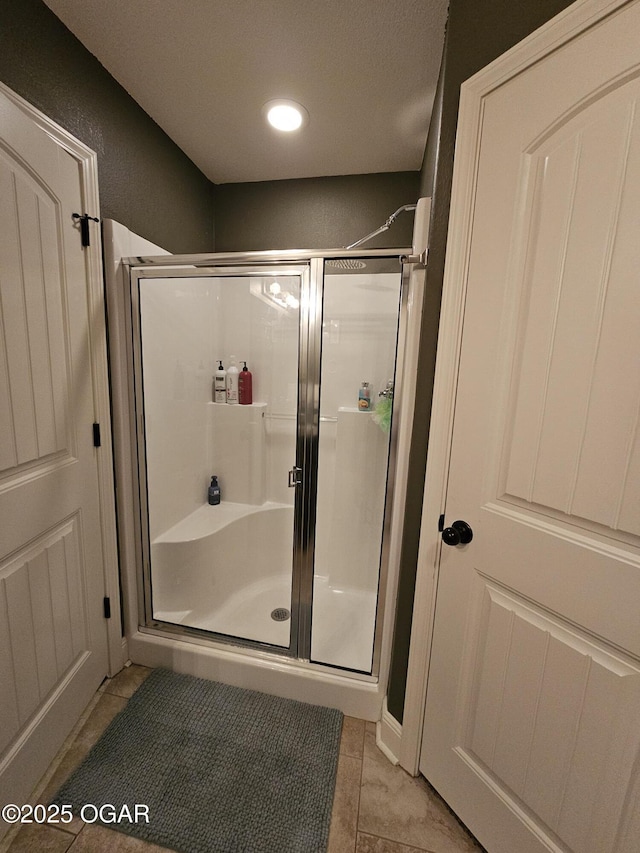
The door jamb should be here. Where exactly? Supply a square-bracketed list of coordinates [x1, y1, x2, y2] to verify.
[0, 82, 124, 677]
[398, 0, 631, 775]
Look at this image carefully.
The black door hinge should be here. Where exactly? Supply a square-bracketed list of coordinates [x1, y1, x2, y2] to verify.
[103, 597, 111, 619]
[93, 423, 101, 447]
[438, 513, 445, 532]
[72, 212, 99, 247]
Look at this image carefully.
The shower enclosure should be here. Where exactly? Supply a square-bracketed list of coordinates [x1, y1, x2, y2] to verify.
[128, 249, 408, 676]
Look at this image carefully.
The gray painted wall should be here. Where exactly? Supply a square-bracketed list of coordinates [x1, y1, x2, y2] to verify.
[385, 0, 577, 723]
[0, 0, 418, 256]
[0, 0, 214, 254]
[215, 172, 419, 251]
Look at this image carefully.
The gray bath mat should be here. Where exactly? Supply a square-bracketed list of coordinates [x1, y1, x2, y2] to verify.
[52, 668, 343, 853]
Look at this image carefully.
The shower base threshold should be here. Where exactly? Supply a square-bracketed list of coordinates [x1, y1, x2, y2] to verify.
[129, 625, 382, 720]
[153, 576, 376, 672]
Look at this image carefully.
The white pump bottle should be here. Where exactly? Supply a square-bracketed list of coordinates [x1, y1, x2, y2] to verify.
[226, 356, 239, 404]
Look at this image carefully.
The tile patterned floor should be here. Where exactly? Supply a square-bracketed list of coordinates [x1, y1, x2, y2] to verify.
[2, 666, 483, 853]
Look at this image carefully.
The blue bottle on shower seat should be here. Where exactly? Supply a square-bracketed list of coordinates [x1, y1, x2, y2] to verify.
[208, 476, 221, 505]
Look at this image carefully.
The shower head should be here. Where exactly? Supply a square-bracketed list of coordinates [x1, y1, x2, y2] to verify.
[325, 259, 367, 270]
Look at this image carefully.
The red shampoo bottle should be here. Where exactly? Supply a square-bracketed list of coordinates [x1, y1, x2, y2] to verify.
[238, 361, 253, 404]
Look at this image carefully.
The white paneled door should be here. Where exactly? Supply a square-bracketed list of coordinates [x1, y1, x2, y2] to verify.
[420, 2, 640, 852]
[0, 89, 113, 822]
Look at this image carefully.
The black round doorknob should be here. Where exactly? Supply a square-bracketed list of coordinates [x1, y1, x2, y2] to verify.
[441, 520, 473, 546]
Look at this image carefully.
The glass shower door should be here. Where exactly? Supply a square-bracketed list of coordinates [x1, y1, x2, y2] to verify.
[311, 257, 403, 672]
[130, 249, 409, 673]
[133, 266, 308, 652]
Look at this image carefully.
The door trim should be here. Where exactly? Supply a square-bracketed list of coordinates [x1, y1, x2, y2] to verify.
[399, 0, 634, 775]
[0, 82, 123, 678]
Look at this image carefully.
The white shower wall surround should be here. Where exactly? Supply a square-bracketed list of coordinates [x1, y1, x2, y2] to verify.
[139, 274, 298, 538]
[140, 272, 401, 533]
[139, 269, 398, 542]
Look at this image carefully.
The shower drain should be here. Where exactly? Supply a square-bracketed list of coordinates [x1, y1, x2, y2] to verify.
[271, 607, 291, 622]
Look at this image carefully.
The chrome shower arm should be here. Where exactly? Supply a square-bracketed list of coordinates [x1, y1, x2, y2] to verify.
[344, 204, 417, 250]
[345, 224, 390, 250]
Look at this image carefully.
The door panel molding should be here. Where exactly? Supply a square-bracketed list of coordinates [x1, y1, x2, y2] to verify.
[463, 579, 640, 851]
[0, 514, 90, 743]
[483, 500, 640, 562]
[499, 82, 640, 534]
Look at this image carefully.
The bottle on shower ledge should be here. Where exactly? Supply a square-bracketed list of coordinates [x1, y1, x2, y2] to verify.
[358, 381, 371, 411]
[226, 356, 239, 404]
[238, 361, 253, 405]
[213, 360, 226, 403]
[208, 476, 221, 505]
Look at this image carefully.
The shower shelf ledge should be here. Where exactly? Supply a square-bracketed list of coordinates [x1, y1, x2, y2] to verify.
[152, 500, 291, 544]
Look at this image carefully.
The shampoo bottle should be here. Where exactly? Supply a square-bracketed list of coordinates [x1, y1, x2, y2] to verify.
[238, 361, 253, 405]
[213, 360, 226, 403]
[226, 356, 239, 404]
[208, 475, 221, 505]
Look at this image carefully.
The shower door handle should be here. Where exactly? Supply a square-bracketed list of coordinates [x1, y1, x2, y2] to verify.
[288, 466, 302, 488]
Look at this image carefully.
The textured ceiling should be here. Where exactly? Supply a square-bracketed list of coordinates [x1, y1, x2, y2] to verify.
[43, 0, 448, 184]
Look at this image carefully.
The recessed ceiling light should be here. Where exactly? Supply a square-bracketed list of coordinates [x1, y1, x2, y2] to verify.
[263, 99, 308, 132]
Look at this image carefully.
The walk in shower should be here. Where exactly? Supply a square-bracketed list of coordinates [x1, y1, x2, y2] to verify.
[128, 249, 408, 677]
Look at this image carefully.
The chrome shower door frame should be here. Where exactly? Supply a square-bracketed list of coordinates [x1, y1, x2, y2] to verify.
[125, 248, 412, 675]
